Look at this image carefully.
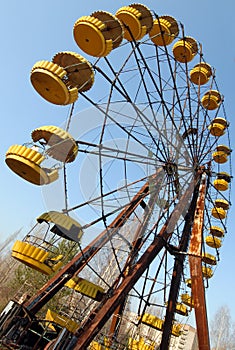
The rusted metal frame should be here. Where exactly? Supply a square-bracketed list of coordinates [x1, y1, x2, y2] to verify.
[25, 170, 164, 315]
[189, 173, 210, 350]
[108, 187, 162, 341]
[160, 177, 201, 350]
[65, 179, 196, 350]
[0, 305, 35, 348]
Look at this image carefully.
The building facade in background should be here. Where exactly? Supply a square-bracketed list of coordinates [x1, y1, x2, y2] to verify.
[169, 324, 198, 350]
[123, 312, 198, 349]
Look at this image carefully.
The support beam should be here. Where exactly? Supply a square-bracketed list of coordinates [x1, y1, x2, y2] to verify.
[160, 178, 201, 349]
[189, 174, 210, 350]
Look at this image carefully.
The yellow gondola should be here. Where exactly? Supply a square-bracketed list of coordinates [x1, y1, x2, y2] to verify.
[6, 124, 78, 185]
[140, 313, 181, 338]
[202, 266, 213, 279]
[74, 12, 124, 57]
[45, 309, 79, 334]
[201, 90, 222, 110]
[149, 15, 179, 46]
[11, 211, 83, 274]
[172, 36, 198, 63]
[211, 207, 226, 220]
[128, 337, 155, 350]
[208, 117, 227, 137]
[181, 293, 194, 308]
[212, 151, 228, 164]
[140, 313, 163, 331]
[175, 303, 188, 316]
[5, 144, 59, 186]
[214, 199, 230, 210]
[209, 226, 224, 237]
[31, 60, 78, 105]
[165, 301, 188, 316]
[213, 179, 229, 191]
[65, 277, 105, 301]
[205, 235, 222, 249]
[89, 339, 110, 350]
[190, 62, 212, 85]
[11, 240, 63, 275]
[202, 253, 217, 265]
[172, 323, 182, 337]
[116, 4, 153, 41]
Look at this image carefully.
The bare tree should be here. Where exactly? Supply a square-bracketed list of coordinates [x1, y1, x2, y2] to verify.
[0, 228, 22, 255]
[210, 305, 235, 350]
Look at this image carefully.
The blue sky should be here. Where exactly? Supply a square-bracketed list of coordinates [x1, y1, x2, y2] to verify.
[1, 0, 235, 328]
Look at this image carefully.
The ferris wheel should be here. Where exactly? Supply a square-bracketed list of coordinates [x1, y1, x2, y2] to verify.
[2, 3, 232, 350]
